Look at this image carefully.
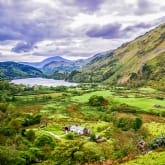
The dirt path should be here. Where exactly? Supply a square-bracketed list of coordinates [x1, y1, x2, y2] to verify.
[31, 128, 64, 140]
[41, 130, 62, 140]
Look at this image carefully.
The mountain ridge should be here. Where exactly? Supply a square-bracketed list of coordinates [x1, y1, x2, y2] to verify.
[0, 61, 43, 80]
[68, 23, 165, 89]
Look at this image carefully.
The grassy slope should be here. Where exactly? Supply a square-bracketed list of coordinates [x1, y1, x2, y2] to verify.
[72, 89, 165, 113]
[122, 151, 165, 165]
[70, 23, 165, 86]
[0, 62, 43, 79]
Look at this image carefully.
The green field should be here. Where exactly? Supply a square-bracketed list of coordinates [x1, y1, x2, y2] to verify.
[72, 89, 165, 113]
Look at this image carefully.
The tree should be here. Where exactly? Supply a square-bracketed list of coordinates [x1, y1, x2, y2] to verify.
[26, 130, 35, 142]
[132, 118, 143, 131]
[10, 119, 22, 132]
[52, 140, 84, 165]
[88, 95, 108, 106]
[35, 134, 55, 149]
[0, 146, 26, 165]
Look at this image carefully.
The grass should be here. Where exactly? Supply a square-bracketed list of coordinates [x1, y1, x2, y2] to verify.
[139, 87, 157, 93]
[113, 96, 165, 112]
[122, 151, 165, 165]
[144, 122, 165, 136]
[71, 89, 165, 113]
[3, 84, 165, 165]
[72, 90, 113, 102]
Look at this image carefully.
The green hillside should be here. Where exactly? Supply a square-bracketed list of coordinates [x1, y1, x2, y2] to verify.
[0, 62, 43, 80]
[68, 23, 165, 89]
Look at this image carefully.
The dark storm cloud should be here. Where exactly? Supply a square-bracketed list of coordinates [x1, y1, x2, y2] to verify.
[86, 22, 156, 39]
[11, 41, 33, 53]
[86, 23, 123, 39]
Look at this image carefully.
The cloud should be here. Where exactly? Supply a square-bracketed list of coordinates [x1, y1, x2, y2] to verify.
[11, 41, 33, 53]
[86, 23, 124, 39]
[69, 0, 105, 13]
[0, 0, 164, 61]
[62, 0, 105, 13]
[135, 0, 163, 15]
[86, 23, 156, 39]
[0, 0, 74, 43]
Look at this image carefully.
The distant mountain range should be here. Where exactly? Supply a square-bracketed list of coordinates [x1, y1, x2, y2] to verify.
[20, 51, 111, 75]
[0, 51, 110, 80]
[21, 56, 71, 69]
[68, 23, 165, 88]
[0, 62, 43, 80]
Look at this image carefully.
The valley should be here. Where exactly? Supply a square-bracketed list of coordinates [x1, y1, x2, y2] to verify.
[0, 80, 165, 165]
[0, 23, 165, 165]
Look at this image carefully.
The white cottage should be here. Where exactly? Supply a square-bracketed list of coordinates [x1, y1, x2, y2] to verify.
[64, 125, 90, 135]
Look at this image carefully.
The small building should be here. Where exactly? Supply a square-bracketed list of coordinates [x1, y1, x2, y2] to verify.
[64, 125, 90, 135]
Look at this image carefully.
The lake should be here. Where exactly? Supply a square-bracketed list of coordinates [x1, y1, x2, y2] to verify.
[11, 78, 78, 87]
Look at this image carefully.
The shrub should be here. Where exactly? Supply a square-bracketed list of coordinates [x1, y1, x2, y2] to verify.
[113, 117, 143, 131]
[150, 134, 165, 150]
[34, 134, 55, 149]
[112, 150, 124, 159]
[0, 127, 16, 136]
[0, 146, 26, 165]
[52, 140, 84, 165]
[88, 95, 108, 106]
[22, 114, 42, 126]
[0, 103, 8, 112]
[90, 133, 96, 142]
[26, 130, 35, 141]
[29, 147, 44, 162]
[10, 119, 22, 132]
[132, 118, 143, 131]
[111, 103, 137, 113]
[65, 132, 75, 140]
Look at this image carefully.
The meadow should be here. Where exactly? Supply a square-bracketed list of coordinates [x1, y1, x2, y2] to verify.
[0, 81, 165, 165]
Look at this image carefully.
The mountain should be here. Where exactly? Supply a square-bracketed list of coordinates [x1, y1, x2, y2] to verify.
[21, 56, 71, 69]
[0, 62, 43, 80]
[20, 52, 110, 75]
[68, 23, 165, 88]
[42, 52, 111, 75]
[42, 60, 76, 74]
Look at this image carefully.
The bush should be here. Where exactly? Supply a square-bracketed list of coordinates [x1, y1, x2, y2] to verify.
[10, 119, 22, 132]
[65, 132, 75, 140]
[111, 103, 137, 113]
[90, 133, 96, 142]
[28, 147, 45, 162]
[113, 117, 142, 131]
[132, 118, 143, 131]
[150, 134, 165, 150]
[88, 95, 108, 106]
[22, 114, 42, 126]
[0, 103, 8, 112]
[35, 134, 55, 149]
[0, 127, 16, 136]
[0, 146, 26, 165]
[26, 130, 35, 141]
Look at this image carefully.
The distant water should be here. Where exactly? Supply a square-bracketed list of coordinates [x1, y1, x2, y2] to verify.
[11, 78, 78, 87]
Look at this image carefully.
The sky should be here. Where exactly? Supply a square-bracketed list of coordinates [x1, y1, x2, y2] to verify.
[0, 0, 164, 62]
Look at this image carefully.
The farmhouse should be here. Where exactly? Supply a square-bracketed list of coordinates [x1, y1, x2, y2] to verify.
[64, 125, 90, 135]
